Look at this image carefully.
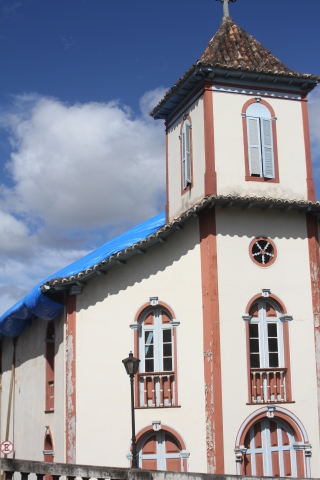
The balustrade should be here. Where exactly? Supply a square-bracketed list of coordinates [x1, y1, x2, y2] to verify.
[250, 368, 288, 403]
[137, 372, 175, 407]
[0, 457, 308, 480]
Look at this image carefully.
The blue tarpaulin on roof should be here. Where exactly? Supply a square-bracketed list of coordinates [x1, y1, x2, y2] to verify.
[0, 212, 166, 339]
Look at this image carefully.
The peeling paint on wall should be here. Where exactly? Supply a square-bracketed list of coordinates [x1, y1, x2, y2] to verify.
[66, 295, 76, 463]
[306, 213, 320, 435]
[200, 209, 224, 474]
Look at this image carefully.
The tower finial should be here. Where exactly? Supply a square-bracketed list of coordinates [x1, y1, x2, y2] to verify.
[216, 0, 237, 18]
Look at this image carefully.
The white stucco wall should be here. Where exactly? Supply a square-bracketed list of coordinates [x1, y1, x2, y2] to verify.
[213, 91, 308, 200]
[167, 97, 205, 222]
[1, 206, 319, 476]
[75, 218, 207, 472]
[215, 207, 320, 476]
[0, 312, 65, 462]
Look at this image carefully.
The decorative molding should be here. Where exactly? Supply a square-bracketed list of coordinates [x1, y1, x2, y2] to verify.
[130, 323, 140, 330]
[266, 404, 276, 418]
[171, 320, 180, 327]
[234, 447, 247, 460]
[293, 443, 312, 454]
[180, 450, 190, 459]
[262, 289, 271, 297]
[152, 421, 161, 432]
[150, 297, 158, 306]
[43, 450, 54, 456]
[242, 315, 252, 322]
[211, 84, 303, 100]
[279, 314, 293, 322]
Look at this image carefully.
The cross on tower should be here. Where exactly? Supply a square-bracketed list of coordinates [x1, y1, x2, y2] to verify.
[216, 0, 237, 18]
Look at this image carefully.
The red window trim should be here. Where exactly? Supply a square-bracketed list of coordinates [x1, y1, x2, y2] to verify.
[249, 236, 278, 268]
[242, 98, 280, 183]
[45, 322, 55, 413]
[235, 407, 308, 478]
[245, 294, 292, 404]
[134, 424, 188, 472]
[180, 114, 194, 196]
[133, 301, 178, 408]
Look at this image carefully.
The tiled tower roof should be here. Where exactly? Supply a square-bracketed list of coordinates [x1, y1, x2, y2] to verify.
[151, 17, 319, 119]
[198, 17, 317, 78]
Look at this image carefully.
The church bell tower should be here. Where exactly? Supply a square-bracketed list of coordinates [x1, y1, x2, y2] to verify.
[150, 0, 319, 223]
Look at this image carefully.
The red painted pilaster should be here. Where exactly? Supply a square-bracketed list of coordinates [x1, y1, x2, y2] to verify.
[301, 99, 316, 202]
[199, 208, 224, 473]
[307, 213, 320, 433]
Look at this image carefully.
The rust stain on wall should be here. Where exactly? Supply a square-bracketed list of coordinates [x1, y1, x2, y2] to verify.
[200, 209, 224, 474]
[66, 294, 76, 463]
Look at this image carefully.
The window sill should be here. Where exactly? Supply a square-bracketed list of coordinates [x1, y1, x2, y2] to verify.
[44, 410, 54, 413]
[245, 175, 279, 183]
[181, 184, 193, 196]
[135, 405, 181, 409]
[246, 401, 294, 405]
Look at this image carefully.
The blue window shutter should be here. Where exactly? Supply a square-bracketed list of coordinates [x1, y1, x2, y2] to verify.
[261, 119, 275, 179]
[247, 117, 262, 176]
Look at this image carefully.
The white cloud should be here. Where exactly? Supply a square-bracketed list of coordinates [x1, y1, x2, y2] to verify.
[0, 88, 167, 316]
[2, 91, 167, 230]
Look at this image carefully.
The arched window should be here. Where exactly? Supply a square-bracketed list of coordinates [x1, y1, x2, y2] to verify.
[137, 428, 188, 471]
[235, 407, 311, 478]
[244, 295, 292, 403]
[242, 99, 279, 182]
[180, 117, 192, 192]
[244, 418, 297, 476]
[45, 322, 55, 412]
[132, 302, 179, 408]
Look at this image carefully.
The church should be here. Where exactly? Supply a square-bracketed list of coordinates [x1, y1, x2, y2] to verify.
[1, 0, 320, 477]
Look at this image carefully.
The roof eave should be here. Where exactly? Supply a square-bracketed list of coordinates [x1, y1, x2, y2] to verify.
[42, 195, 320, 295]
[150, 65, 319, 121]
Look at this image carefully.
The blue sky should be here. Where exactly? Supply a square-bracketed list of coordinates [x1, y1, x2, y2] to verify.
[0, 0, 319, 315]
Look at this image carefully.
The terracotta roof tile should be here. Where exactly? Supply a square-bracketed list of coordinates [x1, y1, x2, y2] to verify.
[150, 17, 320, 118]
[198, 17, 314, 77]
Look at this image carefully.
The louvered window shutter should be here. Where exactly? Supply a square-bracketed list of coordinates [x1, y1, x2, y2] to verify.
[182, 121, 191, 188]
[182, 129, 186, 188]
[247, 117, 262, 176]
[261, 118, 275, 178]
[185, 122, 191, 185]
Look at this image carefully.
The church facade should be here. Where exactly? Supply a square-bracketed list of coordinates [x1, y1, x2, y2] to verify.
[1, 10, 320, 479]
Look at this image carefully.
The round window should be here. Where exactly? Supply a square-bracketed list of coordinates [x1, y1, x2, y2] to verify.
[249, 237, 277, 267]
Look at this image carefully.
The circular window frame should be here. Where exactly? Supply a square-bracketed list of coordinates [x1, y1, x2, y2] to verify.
[249, 236, 278, 268]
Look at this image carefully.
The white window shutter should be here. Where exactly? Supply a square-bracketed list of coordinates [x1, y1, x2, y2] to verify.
[247, 117, 262, 176]
[261, 118, 275, 178]
[182, 129, 186, 188]
[185, 122, 191, 185]
[182, 121, 191, 189]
